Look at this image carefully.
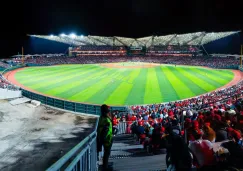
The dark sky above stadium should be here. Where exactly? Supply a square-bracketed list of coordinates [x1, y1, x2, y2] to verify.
[0, 0, 243, 57]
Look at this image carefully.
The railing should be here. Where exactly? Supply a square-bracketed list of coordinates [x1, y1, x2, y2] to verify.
[46, 121, 128, 171]
[117, 122, 128, 135]
[46, 119, 99, 171]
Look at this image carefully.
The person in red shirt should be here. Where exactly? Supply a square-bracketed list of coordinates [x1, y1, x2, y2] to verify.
[131, 114, 137, 121]
[112, 115, 119, 135]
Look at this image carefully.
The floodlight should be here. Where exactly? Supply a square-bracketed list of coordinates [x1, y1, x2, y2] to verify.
[70, 33, 76, 39]
[60, 33, 66, 37]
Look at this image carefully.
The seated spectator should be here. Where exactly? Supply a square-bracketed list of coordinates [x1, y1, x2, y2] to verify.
[187, 120, 202, 142]
[215, 123, 228, 142]
[188, 129, 216, 168]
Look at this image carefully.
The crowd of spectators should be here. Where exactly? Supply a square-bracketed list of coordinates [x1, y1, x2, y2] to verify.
[0, 61, 10, 69]
[113, 100, 243, 169]
[74, 45, 125, 51]
[24, 55, 127, 65]
[0, 75, 19, 90]
[111, 81, 243, 170]
[22, 55, 240, 69]
[148, 45, 200, 53]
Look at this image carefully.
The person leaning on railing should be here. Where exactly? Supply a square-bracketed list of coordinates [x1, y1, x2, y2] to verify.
[97, 104, 113, 171]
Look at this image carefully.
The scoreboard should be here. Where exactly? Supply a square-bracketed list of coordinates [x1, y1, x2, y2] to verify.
[127, 46, 146, 56]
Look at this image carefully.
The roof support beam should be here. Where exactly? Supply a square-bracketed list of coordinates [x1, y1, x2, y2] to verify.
[185, 32, 205, 45]
[114, 37, 127, 46]
[165, 34, 177, 45]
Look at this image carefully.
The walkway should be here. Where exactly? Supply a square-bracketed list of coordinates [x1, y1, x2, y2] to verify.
[107, 134, 167, 171]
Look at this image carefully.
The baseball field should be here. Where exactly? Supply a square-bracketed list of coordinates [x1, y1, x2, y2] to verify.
[11, 62, 234, 105]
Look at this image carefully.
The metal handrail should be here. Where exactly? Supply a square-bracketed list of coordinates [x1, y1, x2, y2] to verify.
[46, 119, 99, 171]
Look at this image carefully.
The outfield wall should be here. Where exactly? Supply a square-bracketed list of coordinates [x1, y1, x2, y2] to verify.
[21, 89, 127, 116]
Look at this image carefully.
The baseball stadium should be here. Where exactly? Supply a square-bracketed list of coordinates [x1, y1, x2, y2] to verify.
[1, 31, 243, 171]
[2, 31, 242, 107]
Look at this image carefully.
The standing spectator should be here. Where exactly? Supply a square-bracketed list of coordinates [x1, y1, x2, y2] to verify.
[136, 121, 145, 142]
[165, 126, 192, 170]
[112, 114, 119, 135]
[97, 104, 113, 171]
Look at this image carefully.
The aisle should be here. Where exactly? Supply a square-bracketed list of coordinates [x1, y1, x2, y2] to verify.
[108, 134, 167, 171]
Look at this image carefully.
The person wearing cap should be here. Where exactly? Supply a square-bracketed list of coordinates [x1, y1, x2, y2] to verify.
[97, 104, 113, 171]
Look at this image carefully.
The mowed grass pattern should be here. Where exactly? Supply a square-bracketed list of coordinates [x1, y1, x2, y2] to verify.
[14, 64, 234, 105]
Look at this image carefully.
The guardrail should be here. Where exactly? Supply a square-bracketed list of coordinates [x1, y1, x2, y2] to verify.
[117, 122, 128, 135]
[46, 119, 99, 171]
[45, 120, 129, 171]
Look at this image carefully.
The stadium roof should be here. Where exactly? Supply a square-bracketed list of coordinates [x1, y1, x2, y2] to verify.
[29, 31, 240, 47]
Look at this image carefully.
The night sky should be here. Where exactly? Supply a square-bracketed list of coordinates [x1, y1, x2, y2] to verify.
[1, 0, 243, 57]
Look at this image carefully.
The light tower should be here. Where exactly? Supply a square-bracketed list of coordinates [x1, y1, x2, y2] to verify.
[22, 46, 24, 65]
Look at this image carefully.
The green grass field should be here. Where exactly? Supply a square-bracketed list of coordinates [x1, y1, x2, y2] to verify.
[14, 63, 234, 105]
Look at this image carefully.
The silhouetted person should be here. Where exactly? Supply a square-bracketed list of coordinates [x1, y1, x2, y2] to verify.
[97, 104, 113, 171]
[165, 125, 192, 170]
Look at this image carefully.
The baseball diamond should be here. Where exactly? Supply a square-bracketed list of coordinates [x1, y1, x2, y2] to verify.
[10, 62, 234, 106]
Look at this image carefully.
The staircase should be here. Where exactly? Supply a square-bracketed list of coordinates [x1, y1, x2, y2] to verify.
[105, 134, 167, 171]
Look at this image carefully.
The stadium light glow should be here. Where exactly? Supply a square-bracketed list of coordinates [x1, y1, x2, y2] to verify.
[70, 33, 76, 39]
[60, 33, 66, 37]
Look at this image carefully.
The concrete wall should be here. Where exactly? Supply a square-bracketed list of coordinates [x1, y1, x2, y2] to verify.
[0, 88, 22, 99]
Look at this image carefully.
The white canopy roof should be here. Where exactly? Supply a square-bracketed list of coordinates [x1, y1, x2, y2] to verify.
[29, 31, 240, 47]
